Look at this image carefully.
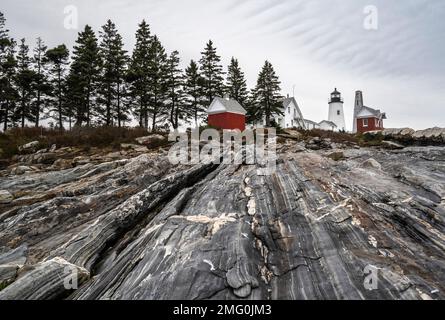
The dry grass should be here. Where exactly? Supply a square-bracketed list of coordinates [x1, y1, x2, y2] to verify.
[0, 126, 165, 159]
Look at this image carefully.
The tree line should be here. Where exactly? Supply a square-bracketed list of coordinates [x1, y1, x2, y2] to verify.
[0, 12, 284, 131]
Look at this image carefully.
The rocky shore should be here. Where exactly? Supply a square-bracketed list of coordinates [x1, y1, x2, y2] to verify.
[0, 130, 444, 300]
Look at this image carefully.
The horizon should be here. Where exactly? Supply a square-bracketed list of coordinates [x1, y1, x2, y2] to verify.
[2, 0, 445, 130]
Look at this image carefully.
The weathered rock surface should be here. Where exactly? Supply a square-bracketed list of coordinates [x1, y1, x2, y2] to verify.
[0, 141, 444, 300]
[135, 134, 166, 147]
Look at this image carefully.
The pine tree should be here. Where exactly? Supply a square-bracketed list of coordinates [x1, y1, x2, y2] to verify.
[45, 44, 69, 130]
[251, 61, 283, 126]
[14, 38, 37, 128]
[184, 59, 205, 127]
[225, 57, 248, 106]
[97, 20, 128, 126]
[68, 25, 101, 127]
[166, 50, 186, 129]
[32, 37, 50, 127]
[114, 32, 128, 127]
[199, 40, 224, 106]
[0, 39, 18, 131]
[147, 35, 168, 131]
[0, 12, 10, 53]
[127, 20, 152, 128]
[0, 12, 15, 130]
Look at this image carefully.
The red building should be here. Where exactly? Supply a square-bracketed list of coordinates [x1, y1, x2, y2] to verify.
[207, 96, 247, 131]
[355, 106, 387, 133]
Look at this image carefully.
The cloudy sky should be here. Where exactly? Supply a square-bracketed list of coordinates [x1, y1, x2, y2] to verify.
[2, 0, 444, 130]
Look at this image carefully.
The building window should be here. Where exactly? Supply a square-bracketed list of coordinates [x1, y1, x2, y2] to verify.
[288, 107, 290, 113]
[363, 119, 368, 127]
[291, 120, 294, 127]
[337, 110, 340, 115]
[375, 119, 379, 127]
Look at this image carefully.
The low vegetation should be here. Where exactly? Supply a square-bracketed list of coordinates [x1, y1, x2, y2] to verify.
[0, 126, 164, 159]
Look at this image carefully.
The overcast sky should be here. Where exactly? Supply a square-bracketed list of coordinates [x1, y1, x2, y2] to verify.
[2, 0, 444, 130]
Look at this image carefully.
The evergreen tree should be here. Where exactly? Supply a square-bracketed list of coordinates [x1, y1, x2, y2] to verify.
[0, 12, 10, 54]
[114, 32, 129, 127]
[0, 12, 15, 130]
[251, 61, 283, 126]
[199, 40, 224, 106]
[127, 20, 152, 128]
[32, 37, 50, 127]
[68, 25, 101, 127]
[166, 50, 186, 129]
[146, 35, 168, 131]
[14, 38, 37, 128]
[0, 40, 18, 131]
[225, 57, 248, 106]
[184, 59, 205, 127]
[45, 44, 69, 130]
[98, 20, 128, 126]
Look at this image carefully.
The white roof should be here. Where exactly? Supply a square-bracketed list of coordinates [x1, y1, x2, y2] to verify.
[207, 97, 247, 115]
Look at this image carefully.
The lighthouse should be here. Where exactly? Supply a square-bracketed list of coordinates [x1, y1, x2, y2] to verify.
[352, 90, 364, 133]
[328, 88, 346, 131]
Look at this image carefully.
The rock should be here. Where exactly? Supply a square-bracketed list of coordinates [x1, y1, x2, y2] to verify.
[281, 129, 302, 139]
[72, 156, 90, 166]
[51, 158, 73, 170]
[0, 142, 444, 301]
[0, 257, 89, 300]
[413, 127, 445, 139]
[121, 143, 148, 152]
[360, 158, 382, 170]
[381, 140, 405, 150]
[37, 152, 58, 165]
[382, 128, 415, 136]
[0, 190, 14, 204]
[49, 144, 57, 152]
[135, 134, 166, 147]
[18, 141, 39, 152]
[327, 151, 344, 161]
[11, 165, 33, 175]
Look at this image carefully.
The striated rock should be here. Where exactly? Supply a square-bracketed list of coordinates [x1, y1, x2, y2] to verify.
[135, 134, 166, 147]
[360, 158, 382, 170]
[18, 141, 39, 152]
[382, 128, 415, 136]
[0, 190, 14, 203]
[51, 158, 73, 170]
[413, 127, 445, 139]
[0, 257, 89, 300]
[72, 156, 90, 166]
[0, 142, 444, 300]
[381, 140, 405, 150]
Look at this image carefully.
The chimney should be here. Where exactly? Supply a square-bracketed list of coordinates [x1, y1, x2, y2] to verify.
[224, 94, 230, 100]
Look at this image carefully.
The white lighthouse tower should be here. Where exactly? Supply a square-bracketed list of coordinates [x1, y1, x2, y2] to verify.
[328, 88, 346, 131]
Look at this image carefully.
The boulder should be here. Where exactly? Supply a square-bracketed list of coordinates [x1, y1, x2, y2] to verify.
[360, 158, 382, 170]
[36, 152, 58, 165]
[51, 159, 73, 170]
[382, 128, 415, 136]
[413, 127, 445, 139]
[0, 190, 14, 204]
[11, 166, 33, 175]
[72, 156, 91, 166]
[135, 134, 166, 147]
[18, 141, 39, 152]
[381, 140, 405, 150]
[121, 144, 148, 152]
